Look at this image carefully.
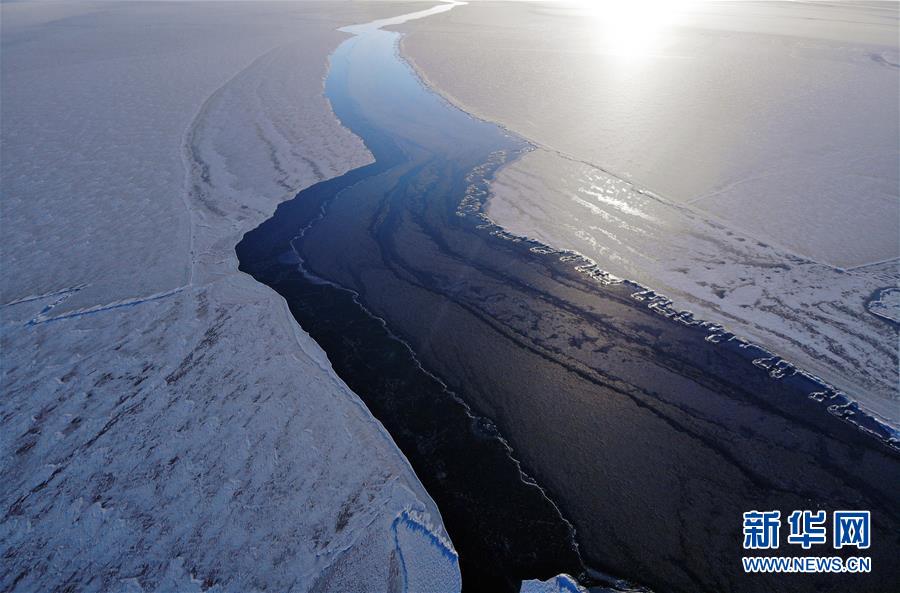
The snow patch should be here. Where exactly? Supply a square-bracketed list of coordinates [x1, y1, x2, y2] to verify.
[1, 2, 461, 591]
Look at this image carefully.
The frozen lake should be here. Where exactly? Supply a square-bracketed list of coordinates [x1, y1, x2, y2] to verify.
[397, 0, 900, 427]
[239, 2, 900, 592]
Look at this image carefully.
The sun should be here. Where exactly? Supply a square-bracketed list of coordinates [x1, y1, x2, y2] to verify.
[578, 0, 695, 59]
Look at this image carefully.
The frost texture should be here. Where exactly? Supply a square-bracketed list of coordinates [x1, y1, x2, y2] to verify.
[1, 2, 459, 591]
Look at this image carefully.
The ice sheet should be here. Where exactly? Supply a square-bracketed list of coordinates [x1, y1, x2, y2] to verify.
[397, 0, 899, 268]
[1, 2, 459, 591]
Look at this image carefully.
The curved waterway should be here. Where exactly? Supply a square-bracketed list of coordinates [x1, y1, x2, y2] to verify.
[237, 5, 900, 592]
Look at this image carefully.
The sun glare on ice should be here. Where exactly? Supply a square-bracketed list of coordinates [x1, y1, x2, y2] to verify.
[577, 0, 695, 59]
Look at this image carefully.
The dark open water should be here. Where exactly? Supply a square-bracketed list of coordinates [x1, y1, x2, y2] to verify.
[237, 13, 900, 593]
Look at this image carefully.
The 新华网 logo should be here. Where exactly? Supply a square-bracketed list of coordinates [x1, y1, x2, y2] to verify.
[741, 510, 871, 574]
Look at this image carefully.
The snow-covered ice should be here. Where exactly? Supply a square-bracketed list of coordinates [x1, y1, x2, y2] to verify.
[398, 0, 899, 267]
[519, 573, 644, 593]
[867, 287, 900, 325]
[1, 2, 460, 591]
[396, 0, 900, 426]
[520, 574, 587, 593]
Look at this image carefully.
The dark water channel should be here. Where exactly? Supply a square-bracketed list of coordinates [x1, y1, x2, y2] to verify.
[237, 12, 900, 593]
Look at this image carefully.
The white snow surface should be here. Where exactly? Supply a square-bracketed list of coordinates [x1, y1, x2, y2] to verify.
[399, 0, 900, 268]
[520, 574, 587, 593]
[1, 2, 461, 592]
